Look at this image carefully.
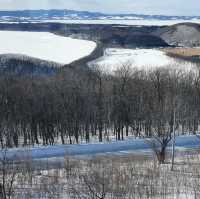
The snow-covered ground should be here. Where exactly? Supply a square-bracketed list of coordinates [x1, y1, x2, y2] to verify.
[36, 19, 200, 26]
[0, 31, 96, 65]
[90, 48, 198, 74]
[1, 135, 200, 161]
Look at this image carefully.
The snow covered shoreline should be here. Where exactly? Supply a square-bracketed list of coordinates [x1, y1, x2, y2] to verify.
[0, 30, 96, 65]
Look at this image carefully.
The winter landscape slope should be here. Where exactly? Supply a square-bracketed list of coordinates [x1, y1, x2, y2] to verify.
[0, 15, 200, 76]
[0, 23, 200, 76]
[90, 48, 198, 74]
[154, 23, 200, 47]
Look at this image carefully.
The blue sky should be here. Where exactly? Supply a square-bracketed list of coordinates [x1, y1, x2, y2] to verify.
[0, 0, 199, 16]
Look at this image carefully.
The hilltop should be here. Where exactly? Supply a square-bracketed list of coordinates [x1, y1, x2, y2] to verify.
[154, 22, 200, 47]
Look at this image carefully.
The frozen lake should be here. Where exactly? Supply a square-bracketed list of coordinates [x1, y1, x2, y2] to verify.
[0, 31, 96, 64]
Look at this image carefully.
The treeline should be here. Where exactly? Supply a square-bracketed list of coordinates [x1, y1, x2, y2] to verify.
[0, 64, 200, 148]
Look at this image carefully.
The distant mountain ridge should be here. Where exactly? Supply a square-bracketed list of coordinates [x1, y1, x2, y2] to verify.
[0, 9, 200, 22]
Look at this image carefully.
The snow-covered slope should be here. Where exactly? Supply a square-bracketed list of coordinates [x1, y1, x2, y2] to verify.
[90, 48, 198, 74]
[0, 31, 96, 65]
[154, 23, 200, 46]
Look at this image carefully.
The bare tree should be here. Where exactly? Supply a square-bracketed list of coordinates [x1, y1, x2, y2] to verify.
[0, 149, 19, 199]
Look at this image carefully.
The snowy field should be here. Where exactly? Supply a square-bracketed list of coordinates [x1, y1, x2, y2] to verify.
[36, 19, 200, 26]
[0, 31, 96, 64]
[90, 48, 198, 74]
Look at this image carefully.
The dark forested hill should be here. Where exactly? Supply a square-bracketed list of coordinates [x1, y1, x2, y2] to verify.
[0, 54, 60, 76]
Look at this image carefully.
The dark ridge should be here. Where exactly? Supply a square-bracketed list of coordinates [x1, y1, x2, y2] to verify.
[101, 34, 169, 48]
[0, 54, 60, 76]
